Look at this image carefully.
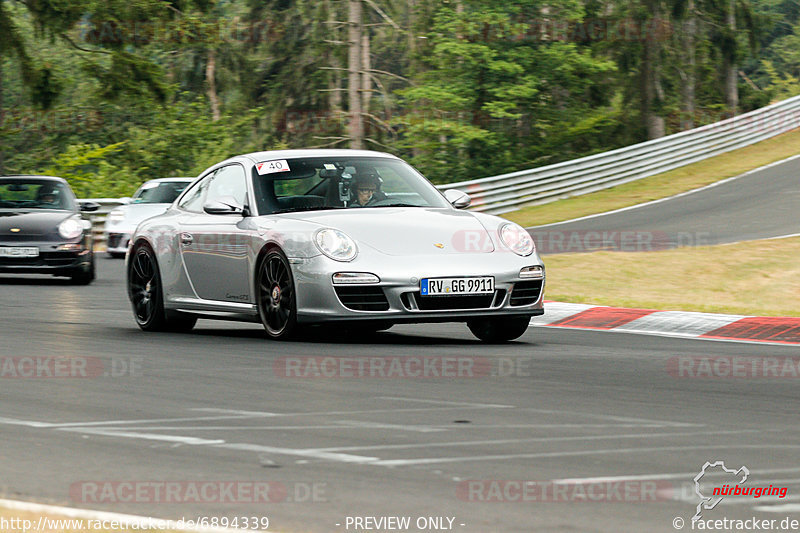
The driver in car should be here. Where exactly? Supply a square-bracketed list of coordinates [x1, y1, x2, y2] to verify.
[36, 186, 60, 207]
[352, 172, 384, 207]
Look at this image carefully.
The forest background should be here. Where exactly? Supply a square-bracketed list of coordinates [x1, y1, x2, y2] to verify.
[2, 0, 799, 197]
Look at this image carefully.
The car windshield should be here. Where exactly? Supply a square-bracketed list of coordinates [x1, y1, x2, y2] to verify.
[251, 156, 451, 215]
[0, 178, 76, 211]
[132, 180, 192, 204]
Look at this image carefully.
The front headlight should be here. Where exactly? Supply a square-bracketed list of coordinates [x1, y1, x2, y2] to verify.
[107, 208, 125, 225]
[58, 218, 84, 240]
[315, 229, 358, 262]
[499, 223, 534, 256]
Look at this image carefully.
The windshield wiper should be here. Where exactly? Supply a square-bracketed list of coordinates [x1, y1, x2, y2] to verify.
[271, 206, 344, 214]
[368, 203, 420, 208]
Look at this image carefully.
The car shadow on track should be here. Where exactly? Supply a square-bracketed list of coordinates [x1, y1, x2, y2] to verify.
[0, 276, 75, 285]
[185, 325, 533, 346]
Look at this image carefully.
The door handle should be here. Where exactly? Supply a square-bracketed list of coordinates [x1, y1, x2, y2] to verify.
[180, 232, 194, 246]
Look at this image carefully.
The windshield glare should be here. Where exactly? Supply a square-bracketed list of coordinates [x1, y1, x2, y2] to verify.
[132, 181, 191, 204]
[0, 179, 76, 211]
[251, 157, 450, 215]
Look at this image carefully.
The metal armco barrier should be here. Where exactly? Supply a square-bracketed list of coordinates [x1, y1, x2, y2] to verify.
[439, 95, 800, 214]
[80, 94, 800, 237]
[80, 199, 125, 247]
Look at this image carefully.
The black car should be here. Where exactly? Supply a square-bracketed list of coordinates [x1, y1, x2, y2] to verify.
[0, 176, 99, 284]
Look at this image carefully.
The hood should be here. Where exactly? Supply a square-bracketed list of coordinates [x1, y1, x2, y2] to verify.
[0, 210, 76, 238]
[281, 207, 497, 255]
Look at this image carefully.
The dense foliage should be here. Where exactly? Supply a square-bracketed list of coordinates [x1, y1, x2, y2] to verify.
[0, 0, 796, 195]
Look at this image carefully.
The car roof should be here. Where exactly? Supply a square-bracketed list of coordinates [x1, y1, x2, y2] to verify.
[239, 149, 400, 164]
[141, 177, 196, 183]
[0, 175, 68, 184]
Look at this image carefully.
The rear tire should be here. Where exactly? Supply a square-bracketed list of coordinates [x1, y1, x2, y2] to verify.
[467, 316, 531, 343]
[128, 242, 196, 332]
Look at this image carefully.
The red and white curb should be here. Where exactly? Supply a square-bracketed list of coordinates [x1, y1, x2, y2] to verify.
[531, 302, 800, 345]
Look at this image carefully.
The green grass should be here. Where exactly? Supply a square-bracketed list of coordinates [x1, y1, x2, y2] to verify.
[544, 237, 800, 316]
[503, 127, 800, 227]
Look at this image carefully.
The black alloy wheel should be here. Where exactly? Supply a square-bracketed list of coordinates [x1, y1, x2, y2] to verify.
[257, 249, 299, 340]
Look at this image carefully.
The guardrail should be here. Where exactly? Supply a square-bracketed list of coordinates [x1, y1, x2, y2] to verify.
[439, 95, 800, 214]
[80, 199, 125, 247]
[81, 95, 800, 239]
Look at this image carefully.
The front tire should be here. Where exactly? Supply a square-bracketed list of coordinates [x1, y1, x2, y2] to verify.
[467, 316, 531, 343]
[128, 242, 196, 332]
[257, 249, 299, 340]
[70, 254, 95, 285]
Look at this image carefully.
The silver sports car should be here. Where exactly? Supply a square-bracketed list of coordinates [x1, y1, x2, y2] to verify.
[105, 177, 194, 258]
[126, 150, 545, 342]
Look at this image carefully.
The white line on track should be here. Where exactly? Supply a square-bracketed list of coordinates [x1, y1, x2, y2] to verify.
[367, 444, 800, 467]
[0, 417, 54, 428]
[2, 414, 272, 428]
[755, 504, 800, 512]
[0, 405, 510, 432]
[214, 442, 377, 463]
[377, 397, 515, 408]
[190, 408, 281, 416]
[512, 407, 701, 427]
[333, 420, 445, 433]
[308, 429, 762, 453]
[554, 467, 800, 484]
[57, 427, 227, 445]
[57, 427, 380, 463]
[527, 153, 800, 230]
[91, 423, 672, 431]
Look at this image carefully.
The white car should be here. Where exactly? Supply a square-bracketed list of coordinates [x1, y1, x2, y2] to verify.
[105, 178, 194, 258]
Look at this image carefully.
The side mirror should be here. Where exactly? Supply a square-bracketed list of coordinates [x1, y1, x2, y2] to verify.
[443, 189, 471, 209]
[203, 196, 246, 216]
[119, 197, 132, 205]
[79, 201, 101, 212]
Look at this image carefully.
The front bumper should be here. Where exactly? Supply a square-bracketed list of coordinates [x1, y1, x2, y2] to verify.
[0, 241, 93, 275]
[291, 252, 545, 324]
[106, 232, 132, 255]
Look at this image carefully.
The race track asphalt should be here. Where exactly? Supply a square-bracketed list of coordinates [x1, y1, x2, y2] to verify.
[1, 259, 799, 532]
[528, 155, 800, 253]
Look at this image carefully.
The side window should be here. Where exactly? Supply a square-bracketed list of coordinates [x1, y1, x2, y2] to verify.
[178, 171, 215, 212]
[206, 165, 248, 207]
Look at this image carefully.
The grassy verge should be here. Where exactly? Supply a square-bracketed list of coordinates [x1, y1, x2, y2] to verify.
[543, 237, 800, 317]
[503, 128, 800, 227]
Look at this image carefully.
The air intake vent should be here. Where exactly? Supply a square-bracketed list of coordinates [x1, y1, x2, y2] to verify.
[335, 286, 390, 311]
[510, 280, 543, 306]
[410, 292, 495, 311]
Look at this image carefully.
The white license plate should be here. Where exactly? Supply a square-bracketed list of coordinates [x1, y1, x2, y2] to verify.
[420, 276, 494, 296]
[0, 247, 39, 258]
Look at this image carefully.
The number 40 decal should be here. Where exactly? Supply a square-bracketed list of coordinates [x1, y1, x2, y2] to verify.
[256, 160, 290, 175]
